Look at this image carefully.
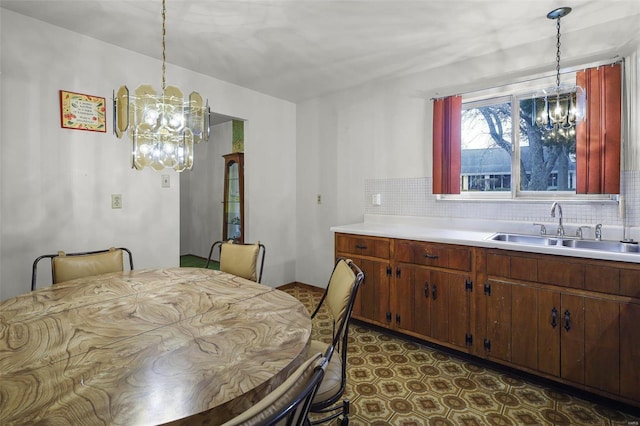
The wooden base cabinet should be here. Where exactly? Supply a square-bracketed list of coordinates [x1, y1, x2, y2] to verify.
[395, 264, 471, 351]
[479, 249, 633, 405]
[334, 234, 392, 327]
[393, 239, 473, 351]
[334, 234, 472, 350]
[621, 302, 640, 401]
[334, 233, 640, 408]
[352, 258, 392, 326]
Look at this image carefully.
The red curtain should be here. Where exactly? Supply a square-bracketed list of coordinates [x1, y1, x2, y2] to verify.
[432, 96, 462, 194]
[576, 63, 622, 194]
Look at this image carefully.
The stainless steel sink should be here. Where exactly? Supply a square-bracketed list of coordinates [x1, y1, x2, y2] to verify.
[561, 239, 640, 253]
[489, 232, 640, 254]
[489, 233, 559, 246]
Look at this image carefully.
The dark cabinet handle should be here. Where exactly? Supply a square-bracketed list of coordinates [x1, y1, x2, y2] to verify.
[396, 268, 401, 278]
[396, 314, 401, 325]
[355, 244, 367, 250]
[423, 253, 439, 259]
[551, 307, 557, 328]
[564, 310, 571, 331]
[432, 284, 437, 300]
[424, 283, 429, 299]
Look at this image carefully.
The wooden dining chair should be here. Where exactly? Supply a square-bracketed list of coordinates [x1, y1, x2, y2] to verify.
[205, 240, 266, 283]
[221, 352, 326, 426]
[31, 247, 134, 291]
[308, 258, 364, 425]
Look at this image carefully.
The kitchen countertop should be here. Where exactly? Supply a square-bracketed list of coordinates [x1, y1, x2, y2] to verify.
[331, 216, 640, 264]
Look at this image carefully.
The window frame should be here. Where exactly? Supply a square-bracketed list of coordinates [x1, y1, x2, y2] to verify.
[436, 60, 622, 203]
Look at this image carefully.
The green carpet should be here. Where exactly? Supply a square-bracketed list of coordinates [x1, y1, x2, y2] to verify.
[180, 255, 219, 270]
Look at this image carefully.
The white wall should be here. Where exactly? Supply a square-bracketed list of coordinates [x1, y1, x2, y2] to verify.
[0, 10, 297, 300]
[180, 121, 232, 259]
[295, 17, 640, 288]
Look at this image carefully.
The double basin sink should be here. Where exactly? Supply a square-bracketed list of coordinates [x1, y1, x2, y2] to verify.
[489, 233, 640, 254]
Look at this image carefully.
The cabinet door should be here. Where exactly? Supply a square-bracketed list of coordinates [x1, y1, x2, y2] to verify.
[411, 267, 431, 337]
[447, 272, 470, 349]
[351, 258, 391, 327]
[511, 285, 539, 370]
[393, 266, 415, 332]
[538, 289, 561, 376]
[484, 280, 512, 362]
[560, 294, 585, 384]
[484, 283, 560, 372]
[429, 270, 450, 343]
[481, 280, 540, 369]
[560, 294, 620, 393]
[620, 301, 640, 402]
[395, 266, 469, 350]
[584, 297, 619, 394]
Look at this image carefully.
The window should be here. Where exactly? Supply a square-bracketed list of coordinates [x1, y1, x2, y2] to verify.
[433, 62, 622, 198]
[460, 94, 577, 194]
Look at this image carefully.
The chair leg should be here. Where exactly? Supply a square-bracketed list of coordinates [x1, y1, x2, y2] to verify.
[340, 400, 349, 425]
[310, 399, 349, 425]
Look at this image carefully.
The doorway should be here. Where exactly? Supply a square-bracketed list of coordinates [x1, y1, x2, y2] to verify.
[179, 113, 245, 264]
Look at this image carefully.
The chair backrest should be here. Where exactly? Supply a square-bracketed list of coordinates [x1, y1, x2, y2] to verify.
[311, 258, 364, 376]
[206, 240, 266, 283]
[221, 352, 326, 426]
[31, 247, 134, 291]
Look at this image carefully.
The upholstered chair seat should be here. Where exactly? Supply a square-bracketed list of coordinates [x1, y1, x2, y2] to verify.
[206, 240, 266, 283]
[53, 248, 125, 283]
[31, 247, 134, 291]
[308, 258, 364, 425]
[221, 352, 326, 426]
[309, 340, 342, 404]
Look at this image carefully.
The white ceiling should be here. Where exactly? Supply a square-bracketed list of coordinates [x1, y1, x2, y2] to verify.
[2, 1, 640, 102]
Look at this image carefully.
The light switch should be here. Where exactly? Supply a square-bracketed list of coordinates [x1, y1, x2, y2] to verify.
[161, 175, 170, 188]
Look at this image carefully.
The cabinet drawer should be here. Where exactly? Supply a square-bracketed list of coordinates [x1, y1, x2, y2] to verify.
[538, 258, 584, 289]
[621, 269, 640, 298]
[335, 234, 390, 259]
[396, 240, 471, 271]
[487, 252, 537, 282]
[585, 264, 620, 294]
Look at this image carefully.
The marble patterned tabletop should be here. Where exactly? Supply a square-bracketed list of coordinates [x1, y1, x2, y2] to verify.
[0, 267, 312, 425]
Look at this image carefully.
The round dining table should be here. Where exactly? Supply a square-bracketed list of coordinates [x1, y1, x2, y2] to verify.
[0, 267, 312, 425]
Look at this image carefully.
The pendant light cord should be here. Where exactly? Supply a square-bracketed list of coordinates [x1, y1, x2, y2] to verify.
[161, 0, 166, 91]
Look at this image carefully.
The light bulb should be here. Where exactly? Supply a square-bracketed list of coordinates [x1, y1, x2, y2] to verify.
[143, 107, 159, 126]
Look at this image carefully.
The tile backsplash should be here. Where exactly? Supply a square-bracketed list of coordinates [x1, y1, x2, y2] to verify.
[364, 171, 640, 235]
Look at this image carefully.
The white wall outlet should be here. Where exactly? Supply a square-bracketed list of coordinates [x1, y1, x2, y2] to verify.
[161, 175, 170, 188]
[111, 194, 122, 209]
[317, 194, 322, 205]
[372, 193, 382, 206]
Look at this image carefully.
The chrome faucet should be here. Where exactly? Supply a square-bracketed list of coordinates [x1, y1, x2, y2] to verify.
[595, 223, 602, 241]
[533, 223, 547, 235]
[576, 226, 591, 240]
[550, 202, 564, 237]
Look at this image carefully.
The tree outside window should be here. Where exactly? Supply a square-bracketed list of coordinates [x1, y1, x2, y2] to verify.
[461, 95, 576, 193]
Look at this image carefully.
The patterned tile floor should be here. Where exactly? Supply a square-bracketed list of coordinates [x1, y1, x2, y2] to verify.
[281, 284, 640, 426]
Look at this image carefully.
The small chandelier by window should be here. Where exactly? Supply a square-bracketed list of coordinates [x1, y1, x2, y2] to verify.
[534, 7, 585, 139]
[113, 0, 210, 172]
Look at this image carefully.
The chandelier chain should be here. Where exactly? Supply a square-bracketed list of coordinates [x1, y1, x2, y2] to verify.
[555, 16, 561, 89]
[161, 0, 166, 91]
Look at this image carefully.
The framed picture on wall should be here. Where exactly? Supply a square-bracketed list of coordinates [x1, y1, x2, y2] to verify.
[59, 90, 106, 132]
